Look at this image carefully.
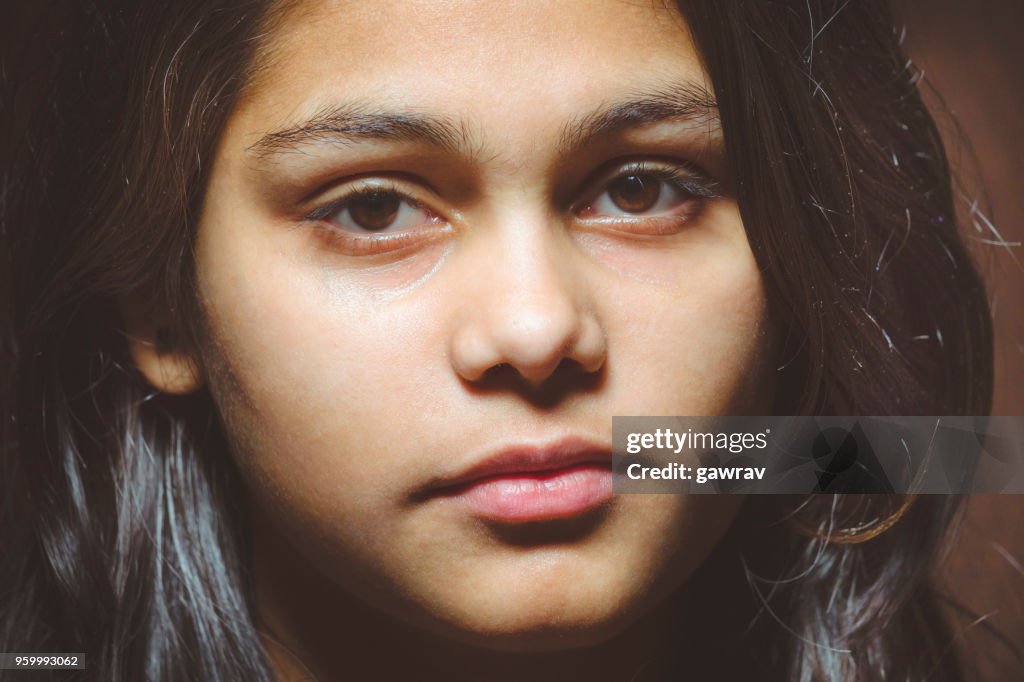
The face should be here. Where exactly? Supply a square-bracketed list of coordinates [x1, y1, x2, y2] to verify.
[184, 0, 774, 653]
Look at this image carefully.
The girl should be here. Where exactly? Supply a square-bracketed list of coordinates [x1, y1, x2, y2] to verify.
[0, 1, 1009, 680]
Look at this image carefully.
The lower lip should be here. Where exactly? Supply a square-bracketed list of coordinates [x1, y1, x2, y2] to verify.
[447, 465, 613, 522]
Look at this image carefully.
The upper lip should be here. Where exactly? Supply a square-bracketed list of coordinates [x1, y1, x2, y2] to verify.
[419, 435, 612, 496]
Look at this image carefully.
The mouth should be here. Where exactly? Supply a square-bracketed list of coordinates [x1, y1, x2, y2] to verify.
[421, 436, 614, 523]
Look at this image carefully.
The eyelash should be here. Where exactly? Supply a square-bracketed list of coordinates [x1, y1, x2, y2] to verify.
[303, 181, 443, 254]
[303, 161, 719, 251]
[305, 182, 423, 222]
[577, 160, 719, 220]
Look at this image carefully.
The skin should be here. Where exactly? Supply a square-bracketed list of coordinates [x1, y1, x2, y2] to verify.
[128, 1, 777, 679]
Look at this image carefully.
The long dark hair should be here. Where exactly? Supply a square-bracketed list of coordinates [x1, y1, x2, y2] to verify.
[0, 1, 995, 680]
[677, 2, 993, 680]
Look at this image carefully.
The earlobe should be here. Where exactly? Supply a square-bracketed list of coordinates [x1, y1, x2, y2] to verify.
[121, 303, 204, 395]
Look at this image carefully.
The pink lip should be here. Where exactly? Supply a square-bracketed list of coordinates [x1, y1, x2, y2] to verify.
[424, 437, 614, 522]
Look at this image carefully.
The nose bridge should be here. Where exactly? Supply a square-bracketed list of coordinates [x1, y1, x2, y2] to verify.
[494, 217, 575, 319]
[483, 216, 581, 359]
[449, 214, 604, 385]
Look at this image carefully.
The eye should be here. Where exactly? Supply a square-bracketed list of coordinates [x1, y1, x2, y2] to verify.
[579, 162, 718, 221]
[310, 183, 439, 234]
[604, 174, 664, 214]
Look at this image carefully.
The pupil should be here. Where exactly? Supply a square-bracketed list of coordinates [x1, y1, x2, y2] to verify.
[610, 174, 661, 213]
[350, 192, 400, 230]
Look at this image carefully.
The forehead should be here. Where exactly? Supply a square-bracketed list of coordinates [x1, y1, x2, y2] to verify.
[236, 0, 709, 157]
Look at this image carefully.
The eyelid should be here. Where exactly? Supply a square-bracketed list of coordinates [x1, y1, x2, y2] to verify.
[299, 177, 452, 257]
[303, 178, 432, 224]
[577, 158, 720, 211]
[568, 159, 721, 238]
[311, 223, 443, 257]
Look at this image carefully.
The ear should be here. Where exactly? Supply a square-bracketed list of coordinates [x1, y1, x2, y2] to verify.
[120, 296, 204, 395]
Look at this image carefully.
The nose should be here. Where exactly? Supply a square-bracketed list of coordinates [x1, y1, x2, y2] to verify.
[449, 228, 607, 389]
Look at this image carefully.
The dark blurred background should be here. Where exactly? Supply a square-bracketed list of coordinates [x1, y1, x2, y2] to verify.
[895, 0, 1024, 677]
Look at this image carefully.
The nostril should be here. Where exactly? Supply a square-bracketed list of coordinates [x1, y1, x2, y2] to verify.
[484, 361, 555, 387]
[470, 357, 605, 407]
[483, 357, 596, 389]
[488, 363, 516, 378]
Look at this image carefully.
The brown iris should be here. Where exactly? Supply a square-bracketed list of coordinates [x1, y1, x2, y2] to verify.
[348, 191, 401, 231]
[608, 174, 661, 213]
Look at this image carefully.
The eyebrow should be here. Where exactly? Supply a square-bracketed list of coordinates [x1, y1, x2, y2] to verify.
[249, 103, 472, 157]
[557, 82, 719, 155]
[247, 81, 719, 159]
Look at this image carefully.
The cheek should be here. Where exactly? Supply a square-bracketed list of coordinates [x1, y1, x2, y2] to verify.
[204, 293, 433, 435]
[193, 219, 448, 528]
[588, 211, 773, 415]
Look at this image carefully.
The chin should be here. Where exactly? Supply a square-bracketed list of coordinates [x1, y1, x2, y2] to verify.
[442, 612, 638, 654]
[415, 577, 659, 653]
